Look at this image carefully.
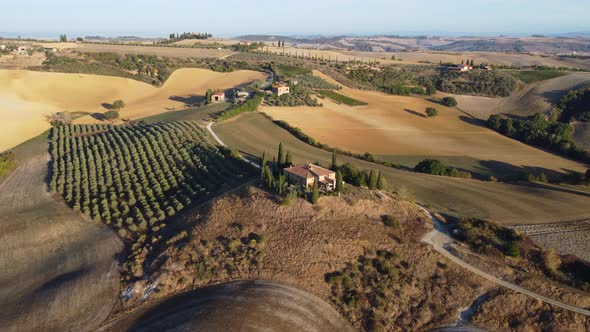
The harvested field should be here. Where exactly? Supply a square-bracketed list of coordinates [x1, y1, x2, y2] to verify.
[0, 138, 122, 332]
[0, 53, 45, 69]
[572, 122, 590, 150]
[262, 71, 587, 176]
[0, 68, 266, 152]
[265, 46, 590, 69]
[455, 72, 590, 120]
[78, 43, 233, 59]
[214, 112, 590, 225]
[512, 221, 590, 262]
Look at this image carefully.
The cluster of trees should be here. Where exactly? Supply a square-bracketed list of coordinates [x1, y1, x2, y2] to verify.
[345, 66, 426, 96]
[453, 218, 522, 258]
[59, 34, 68, 42]
[0, 152, 16, 179]
[49, 121, 255, 240]
[557, 87, 590, 122]
[168, 32, 212, 40]
[414, 159, 472, 179]
[265, 90, 320, 107]
[218, 93, 263, 120]
[487, 113, 590, 163]
[46, 112, 73, 127]
[441, 96, 458, 107]
[259, 143, 293, 196]
[104, 99, 125, 120]
[434, 70, 518, 97]
[231, 42, 264, 52]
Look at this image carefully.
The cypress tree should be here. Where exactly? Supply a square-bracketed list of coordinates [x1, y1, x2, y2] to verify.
[336, 170, 343, 192]
[285, 151, 292, 167]
[368, 170, 377, 189]
[376, 171, 385, 190]
[260, 151, 267, 180]
[331, 151, 338, 170]
[278, 142, 285, 167]
[311, 179, 319, 204]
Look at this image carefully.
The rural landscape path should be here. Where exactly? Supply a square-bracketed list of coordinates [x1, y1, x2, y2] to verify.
[219, 51, 239, 60]
[419, 206, 590, 317]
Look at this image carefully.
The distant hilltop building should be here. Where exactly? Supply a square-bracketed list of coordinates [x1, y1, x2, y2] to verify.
[271, 83, 290, 96]
[283, 163, 336, 192]
[450, 63, 472, 73]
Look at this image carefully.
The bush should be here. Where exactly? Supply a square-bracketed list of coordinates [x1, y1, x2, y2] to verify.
[112, 99, 125, 110]
[381, 215, 400, 228]
[426, 107, 438, 117]
[104, 110, 120, 120]
[414, 159, 447, 176]
[441, 96, 458, 107]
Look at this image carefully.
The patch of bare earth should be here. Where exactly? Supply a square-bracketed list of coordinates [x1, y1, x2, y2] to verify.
[0, 150, 122, 331]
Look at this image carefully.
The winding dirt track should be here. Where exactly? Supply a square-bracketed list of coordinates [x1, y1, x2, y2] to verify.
[0, 147, 122, 331]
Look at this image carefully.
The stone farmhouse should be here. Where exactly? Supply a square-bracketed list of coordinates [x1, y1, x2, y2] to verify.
[271, 83, 290, 96]
[283, 163, 336, 192]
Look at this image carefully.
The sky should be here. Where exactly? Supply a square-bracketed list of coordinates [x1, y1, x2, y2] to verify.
[1, 0, 589, 38]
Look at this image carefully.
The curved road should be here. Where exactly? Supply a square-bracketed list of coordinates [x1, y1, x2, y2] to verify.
[419, 206, 590, 317]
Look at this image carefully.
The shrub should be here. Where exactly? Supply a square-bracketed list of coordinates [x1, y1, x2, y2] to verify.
[112, 99, 125, 110]
[441, 96, 458, 107]
[104, 110, 120, 120]
[426, 107, 438, 117]
[381, 215, 400, 228]
[414, 159, 447, 176]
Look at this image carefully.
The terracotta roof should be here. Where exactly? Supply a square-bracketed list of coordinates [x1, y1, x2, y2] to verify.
[212, 91, 225, 96]
[284, 163, 334, 180]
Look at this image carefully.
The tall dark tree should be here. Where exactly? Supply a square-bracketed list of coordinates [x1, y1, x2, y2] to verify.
[277, 142, 285, 167]
[311, 179, 319, 204]
[376, 171, 385, 190]
[368, 170, 378, 189]
[330, 151, 338, 171]
[260, 151, 267, 180]
[336, 170, 344, 192]
[285, 151, 293, 167]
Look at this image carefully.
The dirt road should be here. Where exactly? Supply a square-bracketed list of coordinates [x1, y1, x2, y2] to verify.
[0, 143, 122, 331]
[419, 207, 590, 317]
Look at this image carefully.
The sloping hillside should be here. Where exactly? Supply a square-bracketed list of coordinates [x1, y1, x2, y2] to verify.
[455, 72, 590, 120]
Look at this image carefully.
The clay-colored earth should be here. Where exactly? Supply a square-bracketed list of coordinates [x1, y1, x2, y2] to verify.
[0, 68, 266, 152]
[263, 71, 587, 175]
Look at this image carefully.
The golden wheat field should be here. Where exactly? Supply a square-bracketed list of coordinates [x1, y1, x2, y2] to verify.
[262, 71, 587, 174]
[0, 68, 266, 152]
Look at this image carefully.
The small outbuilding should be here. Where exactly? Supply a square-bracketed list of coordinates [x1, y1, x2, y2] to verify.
[210, 91, 226, 103]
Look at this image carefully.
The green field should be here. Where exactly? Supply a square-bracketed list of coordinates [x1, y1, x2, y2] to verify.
[317, 90, 368, 106]
[214, 112, 590, 225]
[276, 64, 311, 77]
[510, 70, 568, 84]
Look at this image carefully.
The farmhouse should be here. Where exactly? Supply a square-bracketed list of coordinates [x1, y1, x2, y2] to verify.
[15, 46, 28, 55]
[210, 91, 226, 103]
[450, 64, 472, 73]
[283, 163, 336, 192]
[272, 83, 290, 96]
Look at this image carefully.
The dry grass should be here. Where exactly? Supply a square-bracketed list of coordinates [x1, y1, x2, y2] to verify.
[78, 43, 233, 59]
[262, 71, 587, 175]
[0, 68, 266, 152]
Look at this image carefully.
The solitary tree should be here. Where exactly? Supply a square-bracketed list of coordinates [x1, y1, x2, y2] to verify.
[104, 110, 120, 121]
[425, 83, 436, 96]
[426, 107, 439, 118]
[112, 99, 125, 111]
[336, 170, 344, 192]
[260, 151, 267, 180]
[441, 96, 458, 107]
[311, 179, 319, 204]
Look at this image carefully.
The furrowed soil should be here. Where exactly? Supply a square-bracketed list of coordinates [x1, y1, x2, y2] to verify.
[214, 112, 590, 225]
[0, 138, 122, 331]
[262, 71, 587, 177]
[0, 68, 266, 152]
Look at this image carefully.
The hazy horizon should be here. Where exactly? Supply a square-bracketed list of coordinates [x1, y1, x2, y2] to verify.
[2, 0, 590, 40]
